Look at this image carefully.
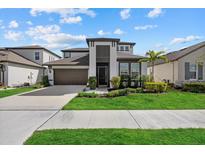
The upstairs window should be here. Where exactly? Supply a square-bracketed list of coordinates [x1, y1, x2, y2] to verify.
[120, 46, 124, 51]
[35, 52, 40, 60]
[125, 46, 129, 51]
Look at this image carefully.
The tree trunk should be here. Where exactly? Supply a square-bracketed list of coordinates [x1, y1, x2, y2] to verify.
[152, 62, 154, 82]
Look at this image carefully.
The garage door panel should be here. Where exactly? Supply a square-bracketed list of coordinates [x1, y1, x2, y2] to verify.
[54, 69, 88, 85]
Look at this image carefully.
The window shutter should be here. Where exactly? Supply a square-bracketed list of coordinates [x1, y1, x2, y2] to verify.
[198, 63, 203, 80]
[185, 62, 190, 80]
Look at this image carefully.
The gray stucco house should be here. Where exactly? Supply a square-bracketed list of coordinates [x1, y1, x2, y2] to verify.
[45, 38, 147, 87]
[147, 41, 205, 84]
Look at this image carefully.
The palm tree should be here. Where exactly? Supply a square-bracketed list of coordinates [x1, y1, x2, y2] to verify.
[140, 50, 168, 81]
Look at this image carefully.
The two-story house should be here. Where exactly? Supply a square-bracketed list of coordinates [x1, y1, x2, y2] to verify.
[0, 45, 61, 87]
[45, 38, 147, 87]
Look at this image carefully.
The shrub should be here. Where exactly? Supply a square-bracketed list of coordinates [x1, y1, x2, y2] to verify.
[32, 83, 44, 89]
[42, 75, 50, 87]
[136, 87, 143, 93]
[88, 76, 97, 90]
[127, 88, 136, 93]
[140, 75, 153, 88]
[110, 76, 121, 89]
[106, 89, 128, 97]
[78, 92, 99, 98]
[183, 82, 205, 93]
[23, 82, 30, 87]
[144, 82, 168, 93]
[120, 75, 130, 88]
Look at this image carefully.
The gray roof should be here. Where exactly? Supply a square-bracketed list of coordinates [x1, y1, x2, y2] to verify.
[117, 52, 144, 60]
[0, 49, 43, 68]
[153, 41, 205, 65]
[6, 45, 61, 58]
[61, 48, 89, 52]
[44, 54, 89, 66]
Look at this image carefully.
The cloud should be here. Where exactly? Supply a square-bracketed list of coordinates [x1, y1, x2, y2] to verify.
[9, 20, 19, 28]
[26, 24, 86, 49]
[26, 25, 60, 37]
[4, 31, 22, 41]
[26, 21, 33, 25]
[147, 8, 163, 18]
[30, 8, 96, 24]
[97, 30, 110, 36]
[134, 25, 158, 30]
[113, 28, 124, 35]
[60, 16, 82, 24]
[170, 35, 202, 45]
[120, 9, 131, 20]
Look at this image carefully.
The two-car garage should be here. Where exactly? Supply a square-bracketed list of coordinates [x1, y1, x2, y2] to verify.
[54, 69, 88, 85]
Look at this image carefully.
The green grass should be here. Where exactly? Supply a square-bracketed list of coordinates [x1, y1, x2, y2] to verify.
[63, 90, 205, 110]
[0, 87, 35, 98]
[24, 128, 205, 145]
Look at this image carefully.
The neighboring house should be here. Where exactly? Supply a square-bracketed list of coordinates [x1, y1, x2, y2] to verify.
[147, 41, 205, 84]
[45, 38, 147, 87]
[0, 45, 61, 87]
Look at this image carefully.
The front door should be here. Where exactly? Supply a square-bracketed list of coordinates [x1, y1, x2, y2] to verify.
[97, 66, 108, 86]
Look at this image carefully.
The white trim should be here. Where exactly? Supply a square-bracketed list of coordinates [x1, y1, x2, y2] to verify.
[52, 66, 89, 69]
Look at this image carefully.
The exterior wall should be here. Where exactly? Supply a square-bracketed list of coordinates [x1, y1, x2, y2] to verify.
[11, 49, 44, 65]
[7, 62, 43, 87]
[141, 62, 147, 76]
[148, 61, 178, 83]
[71, 52, 88, 58]
[178, 46, 205, 82]
[117, 45, 133, 54]
[43, 50, 60, 64]
[88, 41, 118, 81]
[63, 52, 88, 58]
[12, 49, 60, 65]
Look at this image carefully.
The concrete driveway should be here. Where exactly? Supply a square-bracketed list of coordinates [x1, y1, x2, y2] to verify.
[0, 85, 85, 110]
[0, 85, 84, 145]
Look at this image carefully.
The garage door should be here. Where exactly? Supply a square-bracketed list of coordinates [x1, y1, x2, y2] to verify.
[54, 69, 88, 85]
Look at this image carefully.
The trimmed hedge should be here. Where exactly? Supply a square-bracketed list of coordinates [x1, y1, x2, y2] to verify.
[78, 92, 99, 98]
[88, 76, 97, 90]
[106, 89, 128, 97]
[144, 82, 168, 93]
[183, 82, 205, 93]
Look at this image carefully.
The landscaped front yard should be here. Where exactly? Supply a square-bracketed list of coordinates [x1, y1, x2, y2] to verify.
[63, 90, 205, 110]
[25, 128, 205, 145]
[0, 87, 36, 98]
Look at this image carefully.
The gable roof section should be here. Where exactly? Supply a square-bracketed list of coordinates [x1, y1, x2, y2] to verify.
[6, 45, 61, 58]
[0, 49, 43, 68]
[153, 41, 205, 65]
[44, 54, 89, 66]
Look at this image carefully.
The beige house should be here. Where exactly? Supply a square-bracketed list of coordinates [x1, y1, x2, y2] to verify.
[147, 41, 205, 84]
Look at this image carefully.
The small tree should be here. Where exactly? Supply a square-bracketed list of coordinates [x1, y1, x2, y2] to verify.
[110, 76, 121, 89]
[140, 50, 168, 81]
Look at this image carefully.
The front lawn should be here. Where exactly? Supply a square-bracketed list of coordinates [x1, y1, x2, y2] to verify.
[25, 128, 205, 145]
[0, 87, 35, 98]
[63, 90, 205, 110]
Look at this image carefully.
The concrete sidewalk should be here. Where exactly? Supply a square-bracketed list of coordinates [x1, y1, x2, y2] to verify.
[39, 110, 205, 130]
